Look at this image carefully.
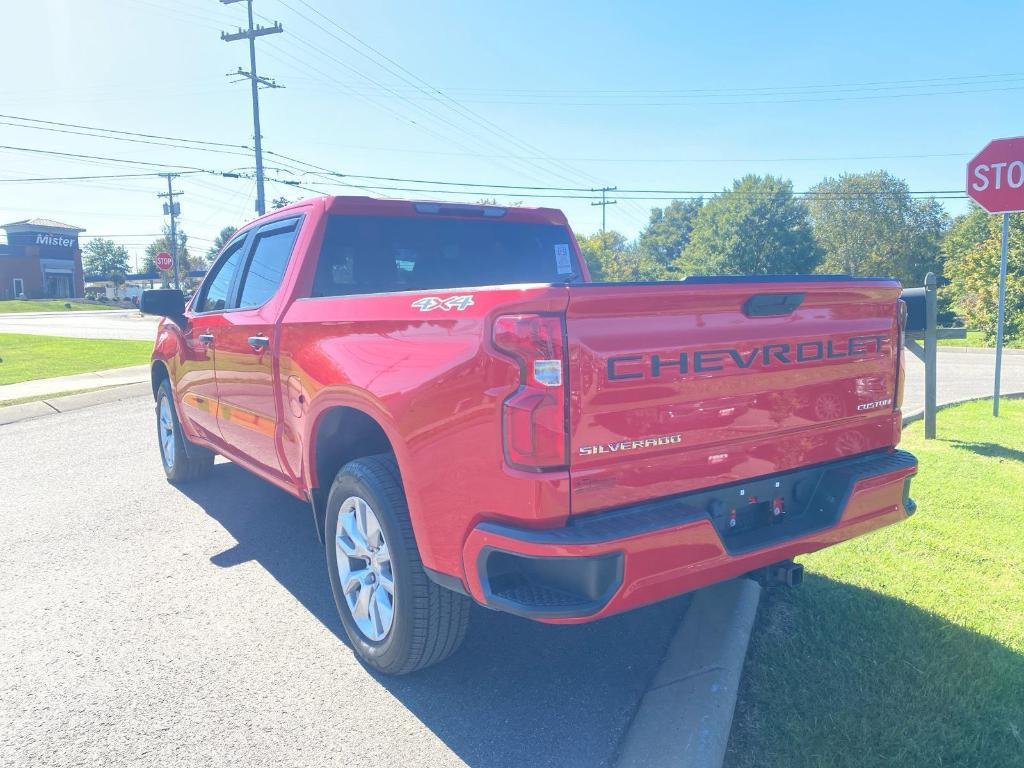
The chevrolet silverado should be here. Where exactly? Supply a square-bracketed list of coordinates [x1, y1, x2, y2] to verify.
[141, 196, 918, 674]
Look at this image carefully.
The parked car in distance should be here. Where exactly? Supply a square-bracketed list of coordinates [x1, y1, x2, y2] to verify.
[142, 196, 918, 674]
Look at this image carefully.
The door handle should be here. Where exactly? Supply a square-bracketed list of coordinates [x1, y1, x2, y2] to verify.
[198, 333, 214, 345]
[248, 335, 270, 350]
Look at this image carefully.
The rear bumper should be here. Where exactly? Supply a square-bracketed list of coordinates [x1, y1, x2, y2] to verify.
[462, 449, 917, 622]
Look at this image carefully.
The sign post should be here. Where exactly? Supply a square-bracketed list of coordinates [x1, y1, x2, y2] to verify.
[966, 137, 1023, 417]
[994, 213, 1009, 416]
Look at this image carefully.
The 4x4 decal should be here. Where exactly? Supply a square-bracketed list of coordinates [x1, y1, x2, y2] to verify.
[411, 295, 475, 312]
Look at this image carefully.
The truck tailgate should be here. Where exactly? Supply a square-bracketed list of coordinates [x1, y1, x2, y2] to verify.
[566, 278, 903, 515]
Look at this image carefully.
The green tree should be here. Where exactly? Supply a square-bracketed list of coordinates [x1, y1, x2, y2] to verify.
[577, 230, 669, 282]
[206, 225, 237, 262]
[82, 238, 130, 285]
[806, 171, 948, 285]
[144, 227, 193, 288]
[680, 175, 820, 275]
[638, 198, 703, 275]
[944, 209, 1024, 341]
[271, 196, 292, 210]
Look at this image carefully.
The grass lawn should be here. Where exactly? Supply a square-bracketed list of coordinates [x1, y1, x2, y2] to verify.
[0, 333, 151, 385]
[938, 329, 1024, 349]
[725, 399, 1024, 768]
[0, 299, 119, 313]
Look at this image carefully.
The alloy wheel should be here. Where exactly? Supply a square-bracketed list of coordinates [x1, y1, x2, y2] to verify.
[335, 496, 395, 641]
[158, 396, 175, 468]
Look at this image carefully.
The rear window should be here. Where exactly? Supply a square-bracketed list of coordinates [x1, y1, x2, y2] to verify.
[311, 215, 579, 297]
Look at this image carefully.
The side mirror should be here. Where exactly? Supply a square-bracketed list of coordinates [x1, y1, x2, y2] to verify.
[141, 289, 186, 324]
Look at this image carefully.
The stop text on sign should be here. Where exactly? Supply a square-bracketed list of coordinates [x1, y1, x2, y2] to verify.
[970, 160, 1024, 192]
[966, 137, 1024, 213]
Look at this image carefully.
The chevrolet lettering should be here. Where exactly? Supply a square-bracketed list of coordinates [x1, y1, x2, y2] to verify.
[607, 336, 890, 381]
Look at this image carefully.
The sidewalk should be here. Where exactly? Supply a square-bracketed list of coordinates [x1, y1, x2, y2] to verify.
[0, 364, 150, 403]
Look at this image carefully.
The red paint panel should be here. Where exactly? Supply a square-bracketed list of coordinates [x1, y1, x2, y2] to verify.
[565, 281, 903, 515]
[279, 284, 573, 577]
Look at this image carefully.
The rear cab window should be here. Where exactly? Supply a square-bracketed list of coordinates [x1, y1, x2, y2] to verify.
[310, 215, 580, 297]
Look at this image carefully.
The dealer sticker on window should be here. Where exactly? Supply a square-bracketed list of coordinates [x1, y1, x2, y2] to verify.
[554, 243, 574, 274]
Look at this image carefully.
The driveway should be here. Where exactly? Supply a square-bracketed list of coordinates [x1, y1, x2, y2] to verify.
[902, 347, 1024, 414]
[0, 309, 159, 340]
[0, 398, 688, 768]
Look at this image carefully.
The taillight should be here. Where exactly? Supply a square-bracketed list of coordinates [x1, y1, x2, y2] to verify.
[895, 300, 907, 410]
[492, 314, 568, 470]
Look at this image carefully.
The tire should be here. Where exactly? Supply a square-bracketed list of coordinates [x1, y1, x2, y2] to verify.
[155, 379, 214, 484]
[325, 454, 470, 675]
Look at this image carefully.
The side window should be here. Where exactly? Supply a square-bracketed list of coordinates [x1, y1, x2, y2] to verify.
[195, 238, 247, 313]
[237, 219, 300, 309]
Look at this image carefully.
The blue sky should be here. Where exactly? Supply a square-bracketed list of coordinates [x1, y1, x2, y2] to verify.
[1, 0, 1021, 267]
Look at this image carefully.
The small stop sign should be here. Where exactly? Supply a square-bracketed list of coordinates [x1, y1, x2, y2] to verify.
[155, 251, 173, 271]
[966, 137, 1024, 213]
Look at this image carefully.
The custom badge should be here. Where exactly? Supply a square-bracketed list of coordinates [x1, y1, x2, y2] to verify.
[856, 398, 893, 411]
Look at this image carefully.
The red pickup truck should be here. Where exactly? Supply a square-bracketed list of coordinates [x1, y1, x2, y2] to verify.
[142, 195, 918, 675]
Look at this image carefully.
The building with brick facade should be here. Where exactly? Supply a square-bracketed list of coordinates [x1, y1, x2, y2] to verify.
[0, 218, 86, 300]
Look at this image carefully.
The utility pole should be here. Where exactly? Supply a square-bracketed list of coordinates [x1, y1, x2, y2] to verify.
[157, 174, 183, 290]
[591, 186, 617, 234]
[221, 0, 283, 216]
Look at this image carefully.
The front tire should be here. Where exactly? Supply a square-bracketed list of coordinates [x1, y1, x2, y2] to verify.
[325, 454, 470, 675]
[156, 379, 213, 484]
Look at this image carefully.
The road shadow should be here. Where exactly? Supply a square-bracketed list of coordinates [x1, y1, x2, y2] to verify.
[945, 439, 1024, 463]
[726, 573, 1024, 768]
[180, 461, 690, 768]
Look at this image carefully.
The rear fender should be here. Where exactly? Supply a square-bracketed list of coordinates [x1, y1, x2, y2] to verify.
[302, 390, 417, 540]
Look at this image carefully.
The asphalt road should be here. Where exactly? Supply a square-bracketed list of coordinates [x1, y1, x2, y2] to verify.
[902, 347, 1024, 414]
[0, 309, 159, 340]
[0, 398, 689, 768]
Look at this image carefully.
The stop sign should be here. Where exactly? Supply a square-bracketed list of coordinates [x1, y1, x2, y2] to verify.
[154, 251, 173, 271]
[966, 137, 1024, 213]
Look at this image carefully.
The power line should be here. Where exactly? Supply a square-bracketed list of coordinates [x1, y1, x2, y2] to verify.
[0, 113, 247, 149]
[394, 83, 1024, 108]
[0, 141, 968, 200]
[0, 109, 973, 179]
[0, 171, 177, 183]
[0, 120, 258, 160]
[274, 0, 611, 192]
[0, 144, 217, 172]
[278, 70, 1024, 98]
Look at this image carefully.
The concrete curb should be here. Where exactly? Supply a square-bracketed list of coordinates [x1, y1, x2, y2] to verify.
[0, 364, 150, 402]
[0, 382, 151, 426]
[901, 390, 1024, 426]
[616, 579, 762, 768]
